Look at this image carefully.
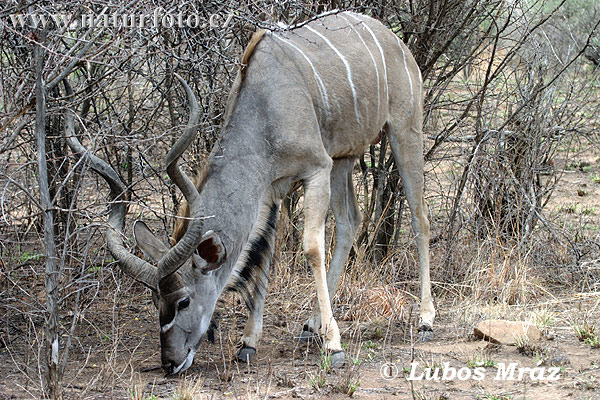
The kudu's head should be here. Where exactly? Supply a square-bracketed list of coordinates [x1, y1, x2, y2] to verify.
[132, 220, 225, 374]
[66, 77, 225, 374]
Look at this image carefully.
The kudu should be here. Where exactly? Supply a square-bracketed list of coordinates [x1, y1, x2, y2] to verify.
[69, 11, 434, 373]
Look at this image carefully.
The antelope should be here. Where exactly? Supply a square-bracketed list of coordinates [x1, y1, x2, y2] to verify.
[68, 11, 434, 374]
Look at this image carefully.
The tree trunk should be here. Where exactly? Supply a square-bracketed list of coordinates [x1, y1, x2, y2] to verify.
[34, 29, 62, 400]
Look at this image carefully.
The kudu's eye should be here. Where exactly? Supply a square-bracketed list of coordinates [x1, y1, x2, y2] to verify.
[178, 298, 190, 311]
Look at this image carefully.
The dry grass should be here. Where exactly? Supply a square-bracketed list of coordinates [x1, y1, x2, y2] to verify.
[462, 242, 540, 304]
[171, 374, 204, 400]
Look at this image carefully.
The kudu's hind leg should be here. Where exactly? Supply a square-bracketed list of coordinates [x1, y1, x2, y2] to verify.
[388, 119, 435, 335]
[302, 158, 361, 340]
[303, 164, 345, 367]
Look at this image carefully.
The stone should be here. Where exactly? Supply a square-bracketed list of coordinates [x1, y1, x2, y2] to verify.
[474, 319, 542, 345]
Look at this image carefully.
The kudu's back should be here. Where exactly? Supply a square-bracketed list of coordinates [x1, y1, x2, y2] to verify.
[237, 11, 422, 160]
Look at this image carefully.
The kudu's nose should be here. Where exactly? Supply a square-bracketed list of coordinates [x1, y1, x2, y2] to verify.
[163, 362, 176, 374]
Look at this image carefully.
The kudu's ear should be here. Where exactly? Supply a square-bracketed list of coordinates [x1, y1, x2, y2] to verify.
[196, 230, 226, 273]
[133, 221, 169, 263]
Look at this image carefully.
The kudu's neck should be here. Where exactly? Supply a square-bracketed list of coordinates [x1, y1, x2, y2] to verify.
[198, 124, 273, 290]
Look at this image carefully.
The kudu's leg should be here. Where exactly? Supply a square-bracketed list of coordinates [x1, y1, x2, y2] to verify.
[303, 164, 345, 367]
[302, 158, 361, 339]
[388, 118, 435, 334]
[237, 259, 270, 363]
[237, 199, 280, 362]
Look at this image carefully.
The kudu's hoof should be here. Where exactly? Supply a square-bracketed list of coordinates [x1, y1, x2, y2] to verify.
[236, 345, 256, 363]
[417, 323, 434, 342]
[298, 325, 319, 343]
[330, 350, 345, 368]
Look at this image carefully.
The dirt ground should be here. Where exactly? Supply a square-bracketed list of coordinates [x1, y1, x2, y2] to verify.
[1, 279, 599, 400]
[1, 138, 599, 400]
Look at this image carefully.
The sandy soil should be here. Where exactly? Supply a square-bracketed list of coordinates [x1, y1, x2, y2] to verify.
[1, 282, 599, 400]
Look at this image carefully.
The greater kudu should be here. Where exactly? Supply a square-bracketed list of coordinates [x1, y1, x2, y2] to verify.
[70, 11, 434, 373]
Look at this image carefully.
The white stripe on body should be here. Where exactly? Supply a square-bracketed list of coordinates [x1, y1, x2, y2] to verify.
[396, 35, 414, 110]
[340, 15, 381, 118]
[306, 25, 361, 124]
[346, 12, 389, 105]
[271, 33, 331, 123]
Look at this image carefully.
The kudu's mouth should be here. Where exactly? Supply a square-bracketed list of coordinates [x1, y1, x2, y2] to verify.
[163, 324, 212, 374]
[165, 348, 196, 374]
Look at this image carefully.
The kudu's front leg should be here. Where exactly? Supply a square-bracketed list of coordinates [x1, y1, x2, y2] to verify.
[303, 166, 345, 367]
[301, 158, 361, 340]
[237, 260, 270, 363]
[236, 199, 280, 363]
